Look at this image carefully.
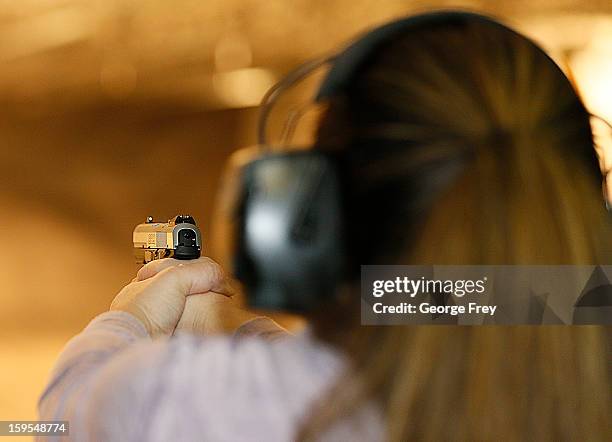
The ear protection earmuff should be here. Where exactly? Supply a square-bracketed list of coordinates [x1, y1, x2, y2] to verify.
[233, 150, 344, 312]
[228, 10, 598, 313]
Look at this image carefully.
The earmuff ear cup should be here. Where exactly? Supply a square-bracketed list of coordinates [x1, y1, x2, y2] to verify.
[234, 151, 344, 312]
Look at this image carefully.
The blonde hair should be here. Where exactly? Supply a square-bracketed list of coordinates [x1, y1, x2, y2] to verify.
[300, 17, 612, 441]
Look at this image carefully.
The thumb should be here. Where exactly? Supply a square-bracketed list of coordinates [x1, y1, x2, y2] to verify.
[152, 258, 233, 296]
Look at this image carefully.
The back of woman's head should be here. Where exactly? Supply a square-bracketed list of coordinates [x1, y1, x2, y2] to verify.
[316, 17, 611, 266]
[305, 15, 612, 442]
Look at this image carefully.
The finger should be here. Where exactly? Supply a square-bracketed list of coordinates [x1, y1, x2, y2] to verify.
[136, 256, 216, 281]
[154, 257, 231, 296]
[213, 277, 236, 297]
[184, 277, 236, 298]
[136, 258, 182, 281]
[604, 173, 612, 209]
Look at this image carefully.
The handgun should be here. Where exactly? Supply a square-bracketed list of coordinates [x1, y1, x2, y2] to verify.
[133, 215, 202, 264]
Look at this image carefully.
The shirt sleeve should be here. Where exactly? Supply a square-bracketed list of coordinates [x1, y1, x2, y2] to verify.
[37, 311, 151, 440]
[37, 309, 293, 441]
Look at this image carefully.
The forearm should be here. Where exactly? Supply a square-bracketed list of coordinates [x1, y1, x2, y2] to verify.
[38, 311, 149, 422]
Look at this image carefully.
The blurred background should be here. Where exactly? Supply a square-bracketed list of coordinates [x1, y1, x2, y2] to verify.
[0, 0, 611, 431]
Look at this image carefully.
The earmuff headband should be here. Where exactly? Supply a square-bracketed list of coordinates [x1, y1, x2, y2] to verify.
[316, 11, 510, 100]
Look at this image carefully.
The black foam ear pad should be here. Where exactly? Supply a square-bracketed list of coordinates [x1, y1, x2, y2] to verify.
[234, 151, 344, 312]
[316, 11, 511, 101]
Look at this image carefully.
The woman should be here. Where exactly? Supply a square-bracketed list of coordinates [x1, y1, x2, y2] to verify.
[39, 12, 611, 441]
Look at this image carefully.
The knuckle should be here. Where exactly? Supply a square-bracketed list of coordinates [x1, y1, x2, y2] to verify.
[163, 264, 181, 276]
[207, 261, 224, 281]
[137, 262, 153, 275]
[152, 265, 191, 292]
[138, 259, 163, 278]
[156, 264, 181, 283]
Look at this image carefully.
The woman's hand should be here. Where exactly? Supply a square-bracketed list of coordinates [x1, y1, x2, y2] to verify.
[592, 116, 612, 207]
[175, 292, 261, 335]
[110, 257, 233, 338]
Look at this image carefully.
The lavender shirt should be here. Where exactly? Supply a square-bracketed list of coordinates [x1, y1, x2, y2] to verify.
[38, 311, 383, 441]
